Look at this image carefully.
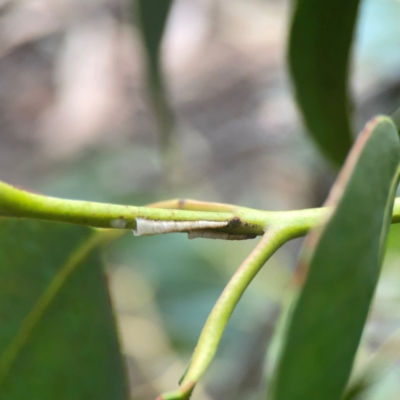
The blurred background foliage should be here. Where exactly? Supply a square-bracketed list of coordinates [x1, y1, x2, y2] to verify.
[0, 0, 400, 398]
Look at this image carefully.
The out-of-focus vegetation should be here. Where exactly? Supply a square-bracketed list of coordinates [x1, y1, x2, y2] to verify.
[1, 0, 400, 399]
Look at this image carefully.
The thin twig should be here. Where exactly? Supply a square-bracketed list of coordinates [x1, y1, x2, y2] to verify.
[158, 226, 291, 399]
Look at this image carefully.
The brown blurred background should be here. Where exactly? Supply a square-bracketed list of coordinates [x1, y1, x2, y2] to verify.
[1, 0, 400, 399]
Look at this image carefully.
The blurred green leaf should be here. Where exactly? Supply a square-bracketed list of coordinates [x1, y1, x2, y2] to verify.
[0, 219, 127, 400]
[136, 0, 176, 165]
[341, 376, 369, 400]
[269, 116, 400, 400]
[289, 0, 360, 165]
[136, 0, 173, 72]
[391, 105, 400, 132]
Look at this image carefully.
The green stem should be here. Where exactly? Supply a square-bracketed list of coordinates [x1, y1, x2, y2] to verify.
[158, 226, 292, 400]
[0, 181, 262, 234]
[1, 179, 400, 236]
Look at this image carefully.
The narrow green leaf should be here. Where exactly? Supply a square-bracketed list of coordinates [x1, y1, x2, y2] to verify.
[0, 219, 128, 399]
[136, 0, 173, 73]
[289, 0, 360, 165]
[269, 116, 400, 400]
[136, 0, 175, 163]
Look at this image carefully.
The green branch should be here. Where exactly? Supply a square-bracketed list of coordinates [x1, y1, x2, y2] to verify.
[158, 226, 292, 400]
[1, 180, 400, 237]
[0, 181, 261, 234]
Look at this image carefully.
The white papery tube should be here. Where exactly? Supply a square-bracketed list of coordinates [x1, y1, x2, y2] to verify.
[133, 218, 229, 236]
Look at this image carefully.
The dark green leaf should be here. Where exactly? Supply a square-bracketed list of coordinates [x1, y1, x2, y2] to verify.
[136, 0, 173, 72]
[136, 0, 175, 153]
[289, 0, 360, 165]
[340, 375, 370, 400]
[269, 116, 400, 400]
[0, 219, 127, 400]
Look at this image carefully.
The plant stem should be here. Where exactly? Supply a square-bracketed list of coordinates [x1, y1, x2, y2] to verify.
[1, 179, 400, 238]
[147, 198, 251, 213]
[0, 181, 264, 234]
[158, 226, 293, 399]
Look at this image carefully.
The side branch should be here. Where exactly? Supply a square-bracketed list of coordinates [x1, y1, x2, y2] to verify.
[158, 226, 291, 399]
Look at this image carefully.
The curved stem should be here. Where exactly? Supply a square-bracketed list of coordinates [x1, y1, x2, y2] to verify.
[158, 226, 291, 400]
